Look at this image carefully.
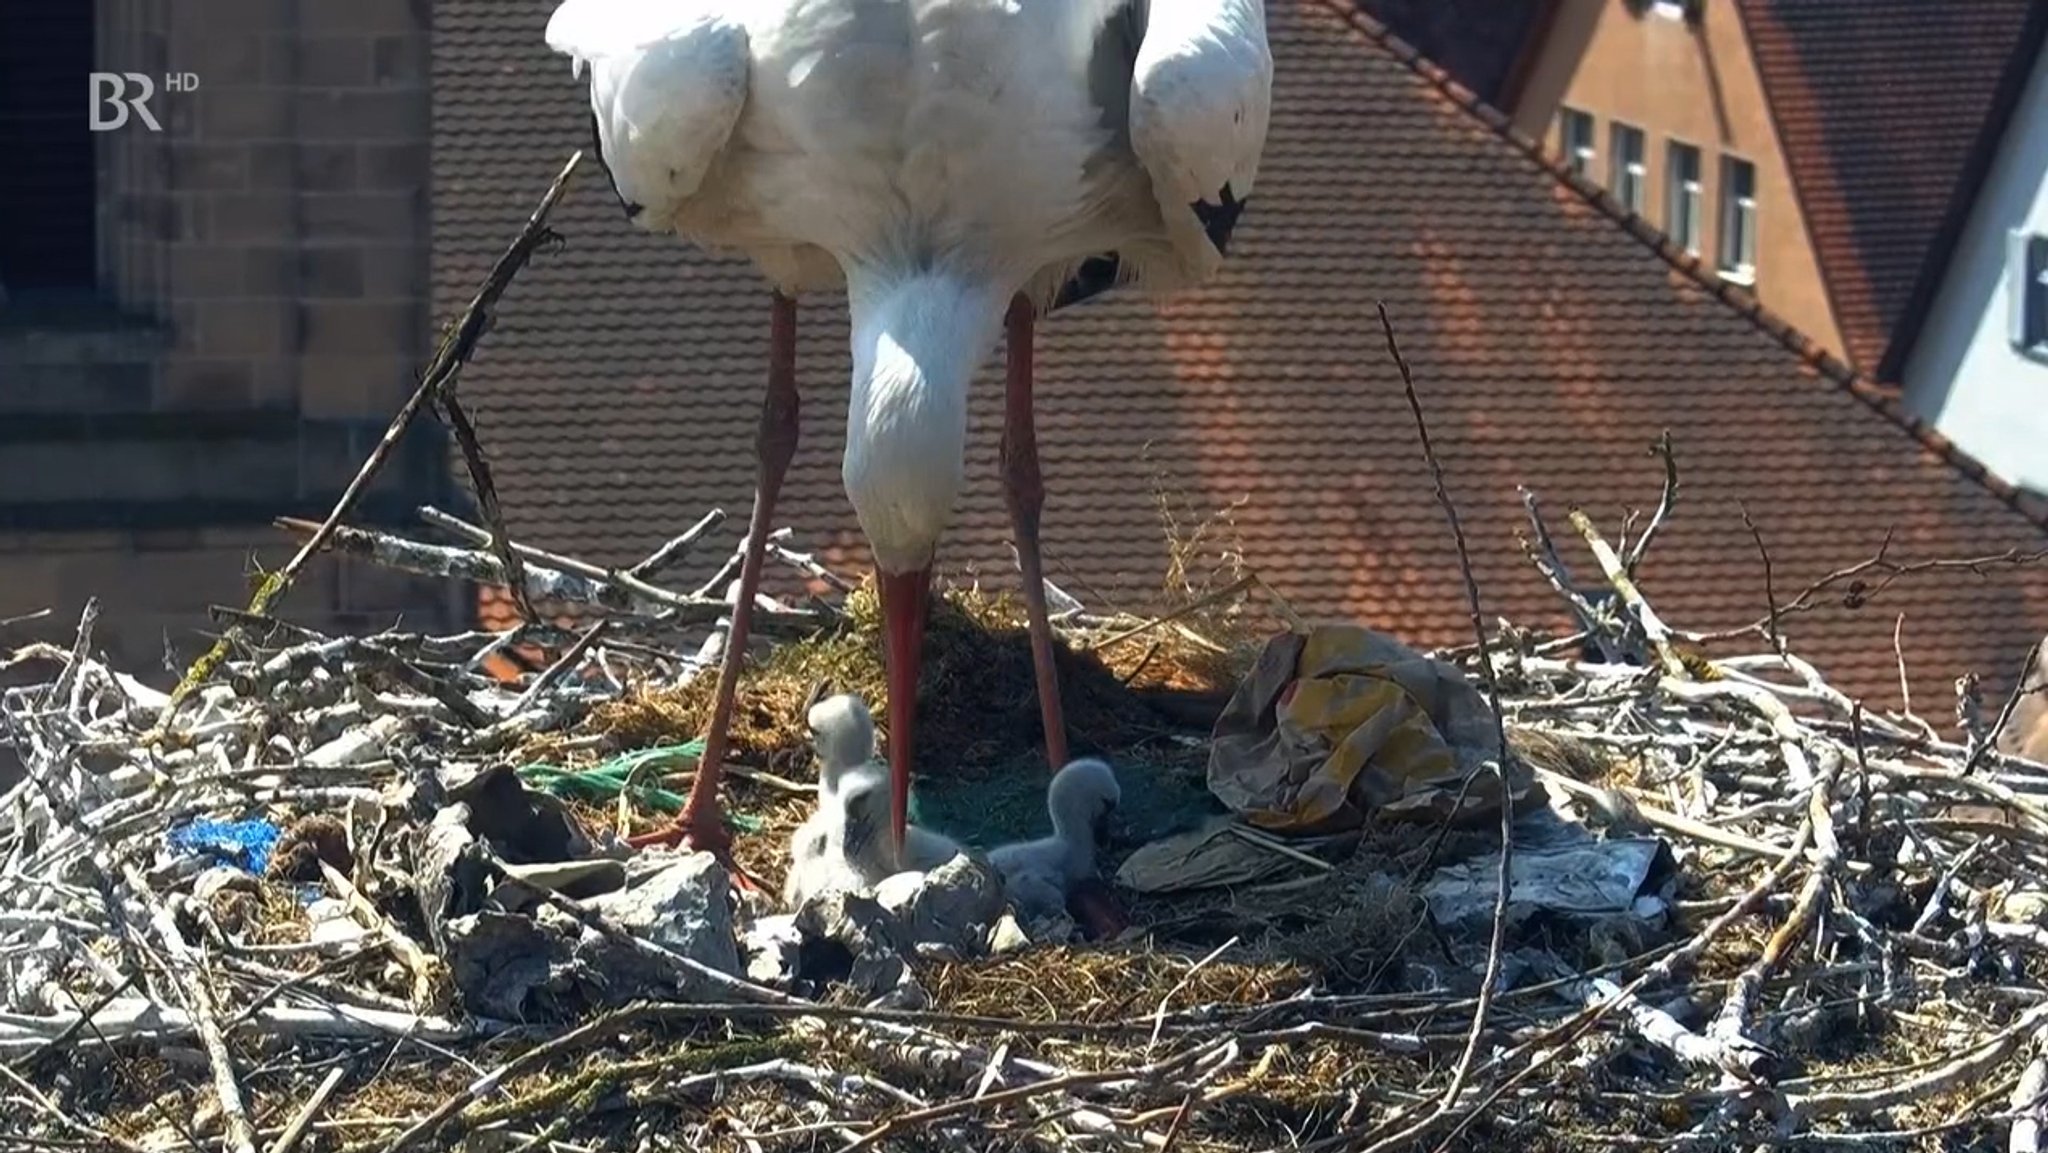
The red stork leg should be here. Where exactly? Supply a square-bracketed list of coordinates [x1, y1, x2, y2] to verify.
[629, 291, 800, 889]
[1001, 294, 1070, 773]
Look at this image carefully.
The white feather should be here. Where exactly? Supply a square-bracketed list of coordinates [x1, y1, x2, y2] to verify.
[546, 0, 1272, 569]
[546, 0, 751, 232]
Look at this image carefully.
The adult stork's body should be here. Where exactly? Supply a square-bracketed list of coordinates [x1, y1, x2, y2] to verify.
[547, 0, 1272, 876]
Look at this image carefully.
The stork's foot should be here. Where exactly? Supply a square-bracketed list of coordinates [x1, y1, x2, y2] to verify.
[627, 809, 764, 894]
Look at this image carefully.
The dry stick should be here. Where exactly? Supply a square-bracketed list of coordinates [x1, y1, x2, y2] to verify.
[510, 620, 613, 716]
[318, 862, 442, 1010]
[6, 970, 137, 1069]
[1738, 501, 1788, 658]
[837, 1042, 1219, 1153]
[1081, 575, 1257, 652]
[1526, 766, 1793, 860]
[1623, 430, 1679, 575]
[268, 1066, 348, 1153]
[1708, 532, 2048, 639]
[1148, 937, 1242, 1053]
[2013, 1034, 2048, 1153]
[278, 519, 809, 628]
[1787, 1002, 2048, 1121]
[435, 389, 536, 623]
[0, 1061, 150, 1153]
[150, 150, 584, 733]
[1412, 798, 1823, 1153]
[1708, 744, 1845, 1086]
[1965, 639, 2048, 776]
[1569, 508, 1689, 680]
[123, 864, 258, 1153]
[417, 505, 727, 617]
[628, 509, 728, 579]
[1377, 302, 1515, 1127]
[1517, 487, 1623, 663]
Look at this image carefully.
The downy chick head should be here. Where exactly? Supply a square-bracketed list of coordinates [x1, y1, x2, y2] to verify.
[1047, 757, 1122, 854]
[826, 761, 898, 882]
[807, 692, 878, 788]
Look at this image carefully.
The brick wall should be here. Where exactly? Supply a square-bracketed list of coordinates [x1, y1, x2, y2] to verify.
[0, 0, 456, 669]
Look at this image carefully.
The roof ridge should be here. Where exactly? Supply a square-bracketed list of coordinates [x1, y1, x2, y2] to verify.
[1311, 0, 2048, 537]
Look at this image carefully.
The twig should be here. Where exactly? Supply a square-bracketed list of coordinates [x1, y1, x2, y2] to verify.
[436, 393, 536, 623]
[1517, 487, 1624, 663]
[1149, 937, 1241, 1052]
[1569, 508, 1689, 680]
[0, 1062, 149, 1153]
[838, 1042, 1220, 1153]
[319, 862, 443, 1010]
[2013, 1032, 2048, 1153]
[151, 150, 584, 733]
[267, 1067, 347, 1153]
[123, 865, 258, 1153]
[627, 510, 728, 579]
[1966, 639, 2048, 776]
[1378, 301, 1514, 1127]
[511, 621, 613, 716]
[1715, 533, 2048, 637]
[1081, 576, 1256, 652]
[1623, 430, 1678, 575]
[277, 519, 812, 629]
[1739, 501, 1787, 658]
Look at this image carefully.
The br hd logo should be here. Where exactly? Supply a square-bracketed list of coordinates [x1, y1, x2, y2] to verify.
[89, 72, 199, 132]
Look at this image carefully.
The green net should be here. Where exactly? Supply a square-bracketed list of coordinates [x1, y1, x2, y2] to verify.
[518, 738, 1219, 849]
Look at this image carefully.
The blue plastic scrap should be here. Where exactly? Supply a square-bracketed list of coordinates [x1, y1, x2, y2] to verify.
[167, 818, 282, 876]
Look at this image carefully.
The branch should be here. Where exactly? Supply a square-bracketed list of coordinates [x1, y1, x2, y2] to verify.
[273, 519, 817, 631]
[1623, 430, 1678, 575]
[1569, 507, 1689, 680]
[1377, 302, 1514, 1129]
[150, 150, 586, 734]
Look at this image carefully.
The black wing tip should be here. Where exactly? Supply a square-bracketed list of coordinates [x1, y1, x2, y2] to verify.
[1053, 254, 1123, 311]
[1191, 181, 1248, 256]
[587, 110, 642, 221]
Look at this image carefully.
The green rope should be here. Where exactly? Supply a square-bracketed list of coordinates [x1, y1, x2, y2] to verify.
[516, 740, 764, 833]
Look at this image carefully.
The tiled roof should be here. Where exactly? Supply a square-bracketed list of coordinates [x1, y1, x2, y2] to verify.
[1735, 0, 2048, 376]
[1355, 0, 1553, 103]
[433, 0, 2048, 714]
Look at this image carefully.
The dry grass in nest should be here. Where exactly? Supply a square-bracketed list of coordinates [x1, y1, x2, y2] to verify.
[924, 943, 1314, 1024]
[1507, 725, 1622, 787]
[537, 581, 1206, 784]
[1254, 869, 1429, 986]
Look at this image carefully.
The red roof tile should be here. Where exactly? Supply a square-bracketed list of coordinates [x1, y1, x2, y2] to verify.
[1736, 0, 2048, 375]
[433, 0, 2048, 713]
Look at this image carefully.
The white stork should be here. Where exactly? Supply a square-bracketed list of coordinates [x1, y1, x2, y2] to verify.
[546, 0, 1272, 882]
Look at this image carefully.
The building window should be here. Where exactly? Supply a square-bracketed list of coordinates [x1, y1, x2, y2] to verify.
[0, 0, 99, 300]
[1560, 107, 1596, 178]
[1634, 0, 1706, 21]
[1667, 141, 1703, 256]
[2010, 230, 2048, 361]
[1718, 156, 1758, 284]
[1609, 123, 1646, 214]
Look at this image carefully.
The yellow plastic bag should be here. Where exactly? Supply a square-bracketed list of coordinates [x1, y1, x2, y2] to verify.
[1206, 625, 1525, 833]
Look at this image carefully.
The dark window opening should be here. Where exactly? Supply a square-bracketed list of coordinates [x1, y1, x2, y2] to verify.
[0, 1, 98, 297]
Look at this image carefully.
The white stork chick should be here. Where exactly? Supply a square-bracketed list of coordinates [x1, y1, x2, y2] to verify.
[988, 757, 1121, 922]
[783, 694, 964, 909]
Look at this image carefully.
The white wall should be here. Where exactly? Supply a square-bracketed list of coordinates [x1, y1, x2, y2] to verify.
[1901, 40, 2048, 496]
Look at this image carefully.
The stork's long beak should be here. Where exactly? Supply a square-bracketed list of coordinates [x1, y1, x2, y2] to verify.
[878, 565, 932, 855]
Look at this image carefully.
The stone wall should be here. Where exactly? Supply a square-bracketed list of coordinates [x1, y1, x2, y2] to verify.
[0, 0, 456, 669]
